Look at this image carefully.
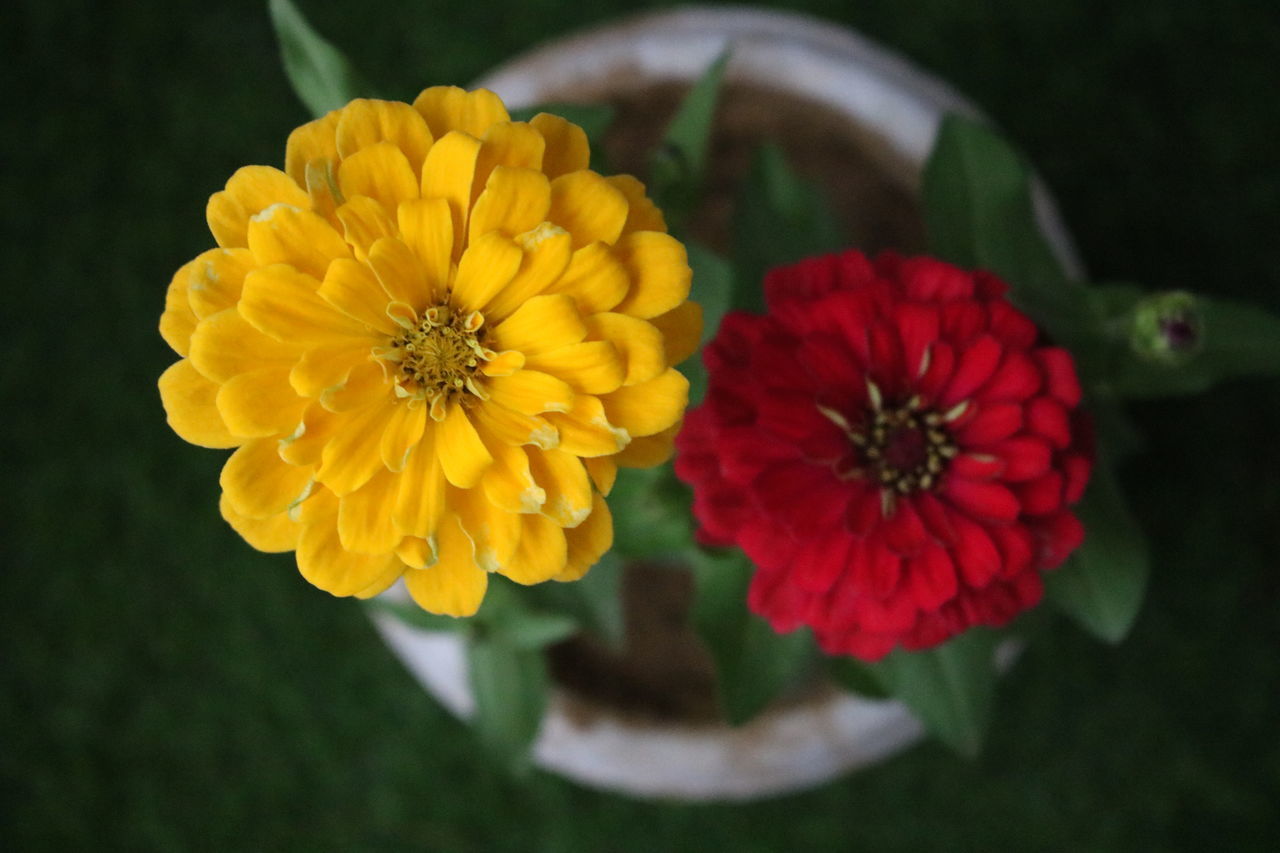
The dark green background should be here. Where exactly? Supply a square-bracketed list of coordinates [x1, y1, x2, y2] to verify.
[6, 1, 1279, 849]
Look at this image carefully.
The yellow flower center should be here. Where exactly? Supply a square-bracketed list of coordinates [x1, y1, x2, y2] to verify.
[383, 304, 492, 420]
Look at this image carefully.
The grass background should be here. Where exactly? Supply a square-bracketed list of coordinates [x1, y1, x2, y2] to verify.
[5, 0, 1279, 849]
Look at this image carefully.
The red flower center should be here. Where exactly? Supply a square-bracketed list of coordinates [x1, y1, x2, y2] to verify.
[853, 396, 957, 496]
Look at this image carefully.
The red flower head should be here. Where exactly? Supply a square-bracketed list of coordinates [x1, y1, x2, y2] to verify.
[674, 251, 1093, 661]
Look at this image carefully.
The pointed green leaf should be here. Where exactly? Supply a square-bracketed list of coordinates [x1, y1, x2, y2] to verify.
[1046, 460, 1150, 643]
[871, 629, 998, 757]
[731, 143, 846, 315]
[522, 552, 625, 650]
[467, 633, 547, 774]
[607, 465, 695, 562]
[691, 549, 815, 725]
[472, 576, 581, 650]
[268, 0, 376, 118]
[679, 241, 732, 406]
[648, 50, 731, 230]
[922, 114, 1092, 349]
[826, 656, 890, 700]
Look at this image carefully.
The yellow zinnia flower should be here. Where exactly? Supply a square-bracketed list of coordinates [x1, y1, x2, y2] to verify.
[159, 87, 700, 615]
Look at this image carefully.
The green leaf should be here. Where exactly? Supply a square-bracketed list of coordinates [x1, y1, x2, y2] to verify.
[691, 549, 815, 725]
[922, 114, 1092, 349]
[870, 629, 998, 757]
[826, 656, 890, 700]
[466, 633, 547, 774]
[268, 0, 376, 118]
[1094, 287, 1280, 398]
[473, 576, 581, 650]
[1046, 460, 1150, 643]
[648, 50, 731, 230]
[731, 143, 846, 315]
[363, 598, 468, 633]
[523, 552, 626, 650]
[607, 465, 695, 562]
[679, 242, 733, 406]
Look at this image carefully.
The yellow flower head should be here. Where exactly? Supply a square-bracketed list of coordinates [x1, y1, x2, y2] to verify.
[159, 87, 701, 615]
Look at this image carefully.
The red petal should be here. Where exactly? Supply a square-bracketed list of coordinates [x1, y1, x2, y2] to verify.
[1026, 396, 1072, 449]
[978, 350, 1042, 403]
[1035, 347, 1083, 407]
[899, 256, 975, 301]
[857, 535, 903, 599]
[943, 476, 1021, 522]
[1035, 510, 1085, 569]
[799, 331, 865, 395]
[1062, 452, 1093, 504]
[914, 492, 957, 545]
[992, 436, 1053, 481]
[950, 514, 1003, 588]
[1018, 471, 1065, 516]
[940, 301, 988, 347]
[691, 481, 750, 544]
[792, 531, 856, 595]
[845, 485, 883, 536]
[883, 499, 928, 556]
[867, 320, 905, 389]
[986, 299, 1037, 348]
[747, 565, 811, 631]
[956, 402, 1023, 445]
[738, 518, 796, 573]
[940, 334, 1003, 407]
[916, 340, 955, 400]
[989, 523, 1035, 578]
[949, 452, 1006, 481]
[751, 462, 846, 536]
[819, 628, 899, 663]
[972, 269, 1009, 300]
[908, 544, 959, 610]
[715, 425, 802, 486]
[895, 303, 940, 381]
[764, 253, 840, 312]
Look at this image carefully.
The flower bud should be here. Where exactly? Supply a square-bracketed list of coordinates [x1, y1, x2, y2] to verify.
[1130, 291, 1202, 364]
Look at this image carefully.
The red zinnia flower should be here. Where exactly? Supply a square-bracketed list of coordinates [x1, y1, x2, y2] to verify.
[674, 251, 1092, 660]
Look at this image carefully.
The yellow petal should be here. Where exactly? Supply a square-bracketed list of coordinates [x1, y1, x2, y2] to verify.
[320, 361, 389, 413]
[491, 293, 585, 357]
[220, 437, 313, 519]
[557, 492, 613, 581]
[246, 204, 351, 280]
[599, 367, 688, 438]
[453, 485, 520, 573]
[318, 258, 398, 335]
[525, 341, 625, 395]
[612, 422, 679, 468]
[316, 402, 396, 496]
[412, 86, 510, 139]
[393, 426, 446, 538]
[337, 141, 419, 214]
[240, 264, 371, 345]
[207, 166, 310, 249]
[367, 236, 431, 311]
[337, 468, 403, 554]
[612, 231, 692, 319]
[485, 370, 575, 416]
[469, 401, 559, 450]
[475, 437, 545, 514]
[396, 536, 437, 570]
[186, 248, 257, 320]
[543, 241, 628, 315]
[380, 399, 427, 471]
[420, 129, 482, 259]
[548, 171, 628, 249]
[298, 512, 403, 597]
[335, 196, 397, 260]
[289, 343, 371, 398]
[482, 223, 574, 321]
[216, 366, 307, 438]
[649, 300, 703, 367]
[473, 121, 545, 206]
[584, 313, 667, 385]
[158, 360, 238, 449]
[216, 332, 297, 407]
[403, 514, 488, 616]
[219, 493, 299, 553]
[336, 98, 434, 174]
[279, 402, 342, 466]
[530, 113, 589, 179]
[468, 166, 551, 243]
[159, 259, 199, 357]
[436, 402, 493, 488]
[285, 109, 341, 186]
[450, 231, 522, 313]
[304, 157, 344, 227]
[527, 448, 592, 527]
[544, 394, 628, 457]
[500, 513, 567, 585]
[396, 198, 453, 301]
[583, 456, 617, 496]
[478, 350, 525, 377]
[608, 174, 667, 234]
